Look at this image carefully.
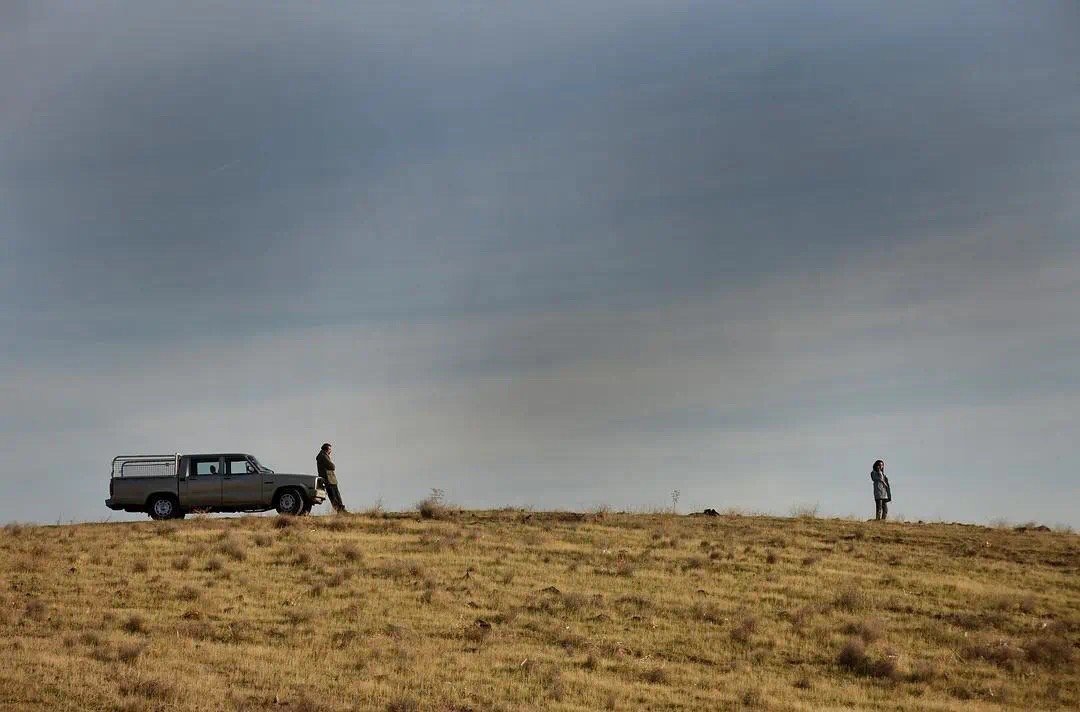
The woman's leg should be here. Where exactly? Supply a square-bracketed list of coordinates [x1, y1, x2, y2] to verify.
[875, 499, 884, 520]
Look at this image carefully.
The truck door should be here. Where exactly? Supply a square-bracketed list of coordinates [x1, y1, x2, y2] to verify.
[183, 456, 223, 507]
[222, 455, 264, 508]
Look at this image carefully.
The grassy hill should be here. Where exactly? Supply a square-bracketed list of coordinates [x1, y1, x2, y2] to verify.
[1, 510, 1076, 711]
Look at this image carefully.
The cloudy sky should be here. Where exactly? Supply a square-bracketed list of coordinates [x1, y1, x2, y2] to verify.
[2, 1, 1078, 525]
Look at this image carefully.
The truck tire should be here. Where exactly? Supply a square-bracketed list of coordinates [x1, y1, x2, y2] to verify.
[275, 488, 305, 516]
[147, 494, 179, 521]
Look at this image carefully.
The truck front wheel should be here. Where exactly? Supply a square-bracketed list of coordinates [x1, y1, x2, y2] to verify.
[147, 494, 179, 520]
[275, 488, 306, 516]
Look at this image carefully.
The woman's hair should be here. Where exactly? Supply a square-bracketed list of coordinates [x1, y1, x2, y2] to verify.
[872, 459, 884, 470]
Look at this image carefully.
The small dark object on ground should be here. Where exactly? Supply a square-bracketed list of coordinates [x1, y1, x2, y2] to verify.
[703, 508, 720, 517]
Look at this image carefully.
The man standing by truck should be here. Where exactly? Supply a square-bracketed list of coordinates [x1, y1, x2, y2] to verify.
[316, 443, 347, 514]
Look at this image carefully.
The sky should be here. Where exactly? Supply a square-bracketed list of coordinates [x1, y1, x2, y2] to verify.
[1, 1, 1078, 526]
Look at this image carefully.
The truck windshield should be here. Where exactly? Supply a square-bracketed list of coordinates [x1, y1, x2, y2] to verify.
[248, 457, 273, 474]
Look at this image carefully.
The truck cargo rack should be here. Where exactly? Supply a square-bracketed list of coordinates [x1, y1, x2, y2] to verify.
[110, 454, 180, 479]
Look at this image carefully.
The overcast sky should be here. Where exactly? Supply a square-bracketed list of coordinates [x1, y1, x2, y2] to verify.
[2, 1, 1078, 525]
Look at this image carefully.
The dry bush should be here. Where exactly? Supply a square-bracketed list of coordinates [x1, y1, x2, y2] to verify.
[731, 614, 758, 644]
[273, 516, 296, 530]
[417, 497, 454, 520]
[833, 587, 868, 612]
[790, 503, 819, 518]
[385, 699, 419, 712]
[765, 550, 779, 565]
[741, 688, 765, 707]
[117, 641, 147, 664]
[24, 597, 47, 621]
[253, 533, 272, 547]
[176, 585, 201, 601]
[1025, 635, 1074, 667]
[908, 660, 938, 683]
[119, 677, 175, 702]
[132, 560, 148, 573]
[122, 614, 149, 635]
[843, 618, 884, 644]
[172, 556, 192, 571]
[801, 555, 820, 567]
[204, 557, 224, 572]
[963, 638, 1023, 669]
[337, 543, 363, 563]
[837, 638, 899, 679]
[218, 537, 247, 561]
[641, 666, 669, 684]
[691, 600, 724, 625]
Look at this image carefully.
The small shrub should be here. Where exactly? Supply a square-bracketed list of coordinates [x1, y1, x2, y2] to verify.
[218, 538, 247, 561]
[132, 560, 148, 574]
[837, 638, 869, 671]
[204, 557, 224, 572]
[24, 598, 47, 621]
[1025, 636, 1073, 668]
[741, 688, 765, 707]
[837, 638, 899, 678]
[731, 614, 757, 645]
[122, 614, 148, 635]
[908, 661, 938, 683]
[641, 666, 669, 684]
[172, 556, 192, 571]
[833, 587, 868, 612]
[273, 516, 296, 530]
[177, 585, 201, 601]
[337, 543, 363, 563]
[253, 533, 272, 547]
[116, 641, 146, 664]
[843, 618, 884, 644]
[964, 638, 1023, 668]
[765, 550, 778, 565]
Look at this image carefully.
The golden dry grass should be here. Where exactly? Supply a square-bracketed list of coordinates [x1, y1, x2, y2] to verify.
[0, 511, 1077, 711]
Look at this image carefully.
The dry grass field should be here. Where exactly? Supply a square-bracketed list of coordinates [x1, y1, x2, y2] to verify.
[1, 509, 1076, 711]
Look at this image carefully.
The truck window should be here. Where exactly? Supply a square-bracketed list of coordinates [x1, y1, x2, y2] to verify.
[227, 458, 255, 475]
[191, 458, 221, 476]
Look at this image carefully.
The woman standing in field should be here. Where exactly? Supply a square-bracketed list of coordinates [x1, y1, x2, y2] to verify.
[871, 460, 891, 520]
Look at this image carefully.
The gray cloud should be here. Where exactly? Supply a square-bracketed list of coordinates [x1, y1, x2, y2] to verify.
[1, 1, 1078, 524]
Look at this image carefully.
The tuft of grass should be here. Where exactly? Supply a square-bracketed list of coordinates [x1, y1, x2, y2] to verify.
[116, 641, 147, 664]
[337, 543, 363, 563]
[204, 557, 224, 572]
[122, 614, 149, 635]
[837, 638, 899, 679]
[641, 666, 670, 685]
[1025, 635, 1074, 668]
[842, 618, 884, 644]
[24, 598, 47, 621]
[217, 537, 247, 561]
[731, 614, 758, 645]
[833, 587, 868, 612]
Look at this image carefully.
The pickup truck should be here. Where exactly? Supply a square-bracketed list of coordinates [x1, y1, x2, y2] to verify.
[106, 453, 326, 520]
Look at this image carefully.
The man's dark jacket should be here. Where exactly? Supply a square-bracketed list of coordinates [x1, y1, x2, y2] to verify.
[316, 450, 338, 486]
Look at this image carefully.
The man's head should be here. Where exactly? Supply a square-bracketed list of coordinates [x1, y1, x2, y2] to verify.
[321, 443, 332, 453]
[873, 459, 885, 472]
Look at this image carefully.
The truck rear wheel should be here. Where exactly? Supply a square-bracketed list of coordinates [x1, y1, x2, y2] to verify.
[148, 494, 179, 520]
[275, 488, 306, 516]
